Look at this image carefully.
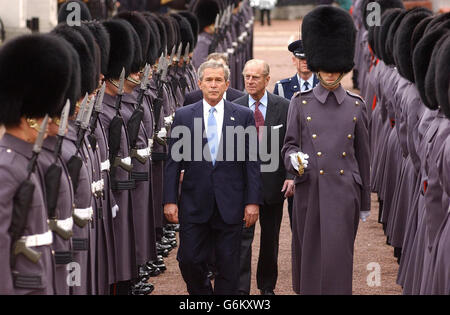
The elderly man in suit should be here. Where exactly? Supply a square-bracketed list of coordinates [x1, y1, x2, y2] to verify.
[183, 53, 245, 106]
[163, 60, 263, 295]
[233, 59, 292, 295]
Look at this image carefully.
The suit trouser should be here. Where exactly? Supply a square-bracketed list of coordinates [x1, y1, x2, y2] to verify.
[239, 201, 284, 293]
[177, 207, 243, 295]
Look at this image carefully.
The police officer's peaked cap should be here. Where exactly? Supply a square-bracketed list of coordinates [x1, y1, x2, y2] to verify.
[0, 34, 73, 126]
[288, 40, 306, 59]
[394, 7, 432, 82]
[192, 0, 220, 31]
[85, 21, 111, 76]
[413, 25, 450, 110]
[361, 0, 404, 30]
[435, 36, 450, 118]
[58, 0, 92, 24]
[102, 19, 134, 80]
[115, 11, 151, 70]
[302, 6, 356, 73]
[52, 23, 97, 96]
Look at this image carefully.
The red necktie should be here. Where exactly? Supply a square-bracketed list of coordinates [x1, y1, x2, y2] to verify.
[254, 101, 265, 140]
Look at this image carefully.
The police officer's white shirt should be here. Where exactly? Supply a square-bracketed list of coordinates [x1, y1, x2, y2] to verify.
[298, 74, 314, 92]
[203, 98, 224, 145]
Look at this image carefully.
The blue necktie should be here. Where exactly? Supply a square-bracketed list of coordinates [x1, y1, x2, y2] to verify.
[303, 81, 310, 91]
[207, 107, 218, 165]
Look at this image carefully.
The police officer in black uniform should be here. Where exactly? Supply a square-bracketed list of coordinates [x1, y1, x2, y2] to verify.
[273, 39, 319, 100]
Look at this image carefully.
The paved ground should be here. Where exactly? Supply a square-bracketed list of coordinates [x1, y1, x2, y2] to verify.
[150, 19, 403, 295]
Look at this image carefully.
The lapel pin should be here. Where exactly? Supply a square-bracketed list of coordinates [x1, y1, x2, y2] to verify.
[231, 117, 235, 121]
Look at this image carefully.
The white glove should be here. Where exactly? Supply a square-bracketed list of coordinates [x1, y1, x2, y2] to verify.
[164, 115, 174, 126]
[157, 128, 167, 139]
[112, 205, 119, 219]
[290, 152, 309, 172]
[360, 211, 370, 222]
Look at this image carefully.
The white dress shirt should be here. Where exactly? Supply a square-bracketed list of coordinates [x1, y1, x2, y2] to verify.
[203, 98, 225, 145]
[298, 74, 315, 92]
[249, 91, 268, 120]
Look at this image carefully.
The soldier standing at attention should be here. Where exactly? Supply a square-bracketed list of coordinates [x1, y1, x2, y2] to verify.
[274, 39, 319, 228]
[282, 6, 370, 295]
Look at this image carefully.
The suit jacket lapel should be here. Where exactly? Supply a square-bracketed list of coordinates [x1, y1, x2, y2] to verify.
[265, 93, 281, 127]
[215, 100, 236, 168]
[192, 101, 210, 164]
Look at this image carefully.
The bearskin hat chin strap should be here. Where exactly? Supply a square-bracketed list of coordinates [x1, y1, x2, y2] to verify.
[317, 72, 345, 90]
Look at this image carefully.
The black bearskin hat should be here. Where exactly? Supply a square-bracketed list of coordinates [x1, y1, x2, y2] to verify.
[85, 21, 111, 76]
[171, 13, 195, 55]
[0, 34, 72, 126]
[102, 19, 135, 80]
[377, 9, 403, 64]
[435, 36, 450, 118]
[115, 11, 151, 70]
[361, 0, 404, 30]
[413, 27, 450, 110]
[52, 23, 97, 96]
[394, 7, 432, 82]
[425, 33, 450, 110]
[58, 0, 92, 24]
[302, 5, 356, 73]
[192, 0, 220, 31]
[179, 11, 199, 48]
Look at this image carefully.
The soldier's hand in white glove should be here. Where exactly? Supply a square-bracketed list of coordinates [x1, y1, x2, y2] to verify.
[290, 152, 309, 172]
[360, 211, 370, 222]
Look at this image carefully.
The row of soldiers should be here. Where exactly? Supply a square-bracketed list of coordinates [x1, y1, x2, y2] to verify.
[0, 0, 254, 295]
[353, 0, 450, 294]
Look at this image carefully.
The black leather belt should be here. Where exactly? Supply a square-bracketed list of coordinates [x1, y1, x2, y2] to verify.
[12, 272, 43, 289]
[54, 251, 73, 265]
[152, 152, 168, 161]
[72, 238, 89, 251]
[111, 179, 136, 191]
[131, 171, 149, 182]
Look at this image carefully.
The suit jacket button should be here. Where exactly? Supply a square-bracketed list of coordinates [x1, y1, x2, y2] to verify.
[342, 152, 347, 157]
[353, 117, 357, 122]
[312, 134, 317, 139]
[340, 170, 344, 175]
[302, 100, 307, 104]
[317, 152, 322, 157]
[348, 134, 353, 139]
[320, 170, 324, 175]
[307, 116, 312, 122]
[355, 101, 360, 106]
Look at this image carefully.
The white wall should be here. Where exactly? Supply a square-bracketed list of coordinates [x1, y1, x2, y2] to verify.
[0, 0, 27, 28]
[25, 0, 57, 33]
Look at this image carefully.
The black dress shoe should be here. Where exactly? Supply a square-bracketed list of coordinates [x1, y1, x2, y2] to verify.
[157, 248, 169, 257]
[148, 260, 167, 272]
[207, 271, 215, 280]
[260, 289, 275, 295]
[131, 282, 154, 295]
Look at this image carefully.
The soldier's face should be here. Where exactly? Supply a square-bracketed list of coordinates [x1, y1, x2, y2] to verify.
[319, 71, 342, 85]
[198, 67, 230, 106]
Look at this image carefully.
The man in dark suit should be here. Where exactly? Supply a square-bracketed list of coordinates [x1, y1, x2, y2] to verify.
[163, 60, 263, 295]
[183, 52, 245, 106]
[234, 59, 293, 295]
[273, 40, 319, 100]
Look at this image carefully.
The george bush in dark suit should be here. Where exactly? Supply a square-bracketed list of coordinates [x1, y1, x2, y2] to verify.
[163, 60, 263, 295]
[233, 59, 293, 295]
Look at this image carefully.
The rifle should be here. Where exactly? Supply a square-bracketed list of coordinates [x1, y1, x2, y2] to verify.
[9, 116, 50, 267]
[128, 64, 151, 164]
[109, 68, 133, 174]
[87, 82, 106, 150]
[45, 101, 73, 240]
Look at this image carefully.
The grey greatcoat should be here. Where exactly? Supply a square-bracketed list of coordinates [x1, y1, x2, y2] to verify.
[100, 93, 137, 282]
[282, 84, 370, 295]
[0, 134, 54, 295]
